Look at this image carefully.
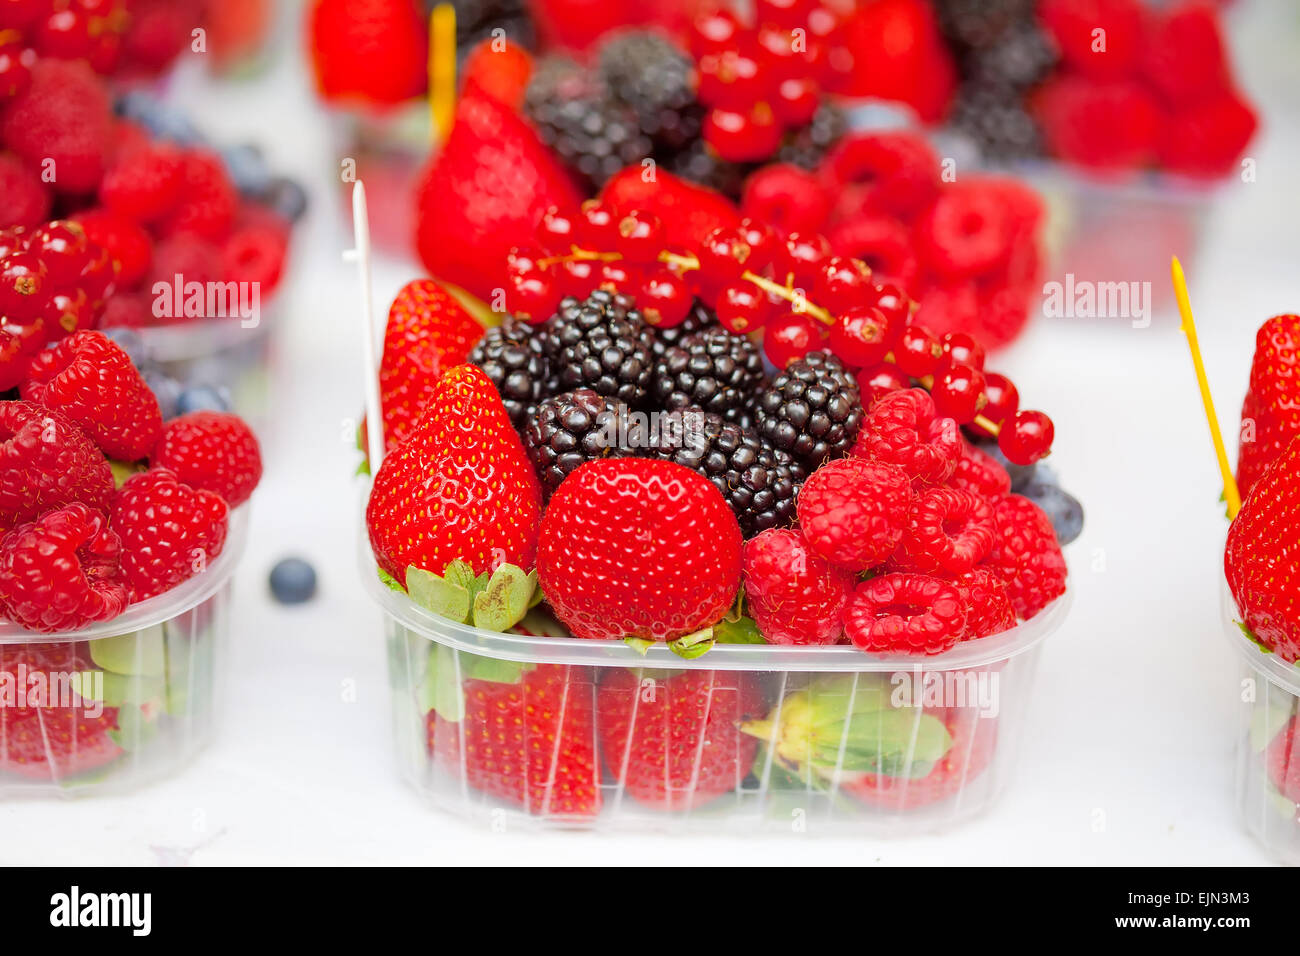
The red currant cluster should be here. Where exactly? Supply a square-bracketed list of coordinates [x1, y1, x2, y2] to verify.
[690, 1, 844, 163]
[0, 219, 115, 389]
[0, 0, 129, 85]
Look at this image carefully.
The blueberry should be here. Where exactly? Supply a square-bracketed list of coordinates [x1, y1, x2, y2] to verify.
[978, 439, 1039, 492]
[176, 385, 232, 415]
[222, 143, 271, 199]
[269, 558, 317, 605]
[1020, 482, 1084, 546]
[100, 327, 147, 366]
[265, 176, 308, 223]
[115, 92, 205, 145]
[141, 369, 182, 420]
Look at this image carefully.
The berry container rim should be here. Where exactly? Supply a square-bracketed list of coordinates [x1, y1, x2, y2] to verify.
[0, 505, 249, 645]
[1221, 576, 1300, 697]
[360, 527, 1072, 672]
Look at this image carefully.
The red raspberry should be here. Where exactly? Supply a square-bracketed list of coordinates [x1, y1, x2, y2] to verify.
[151, 411, 262, 508]
[898, 487, 996, 575]
[1158, 91, 1258, 180]
[20, 330, 163, 461]
[742, 528, 856, 645]
[110, 468, 229, 603]
[148, 234, 221, 297]
[0, 151, 50, 229]
[0, 59, 112, 195]
[843, 572, 967, 655]
[221, 222, 288, 292]
[1266, 717, 1300, 804]
[0, 400, 113, 525]
[910, 282, 979, 339]
[97, 291, 152, 329]
[948, 440, 1012, 499]
[99, 141, 185, 224]
[826, 214, 920, 292]
[160, 150, 237, 243]
[1142, 2, 1229, 107]
[915, 185, 1014, 281]
[740, 163, 832, 236]
[824, 131, 940, 220]
[954, 567, 1017, 640]
[853, 387, 961, 483]
[1039, 0, 1146, 80]
[975, 282, 1035, 350]
[982, 494, 1068, 620]
[72, 208, 152, 289]
[796, 456, 912, 571]
[1033, 76, 1160, 171]
[0, 502, 127, 632]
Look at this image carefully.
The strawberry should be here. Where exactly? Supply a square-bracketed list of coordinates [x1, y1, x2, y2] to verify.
[830, 0, 957, 121]
[377, 279, 484, 452]
[1226, 432, 1300, 663]
[1237, 315, 1300, 501]
[536, 458, 743, 643]
[0, 641, 122, 779]
[367, 365, 541, 582]
[461, 40, 533, 110]
[600, 166, 741, 255]
[415, 89, 581, 302]
[151, 411, 262, 508]
[426, 658, 601, 817]
[596, 668, 766, 810]
[307, 0, 428, 107]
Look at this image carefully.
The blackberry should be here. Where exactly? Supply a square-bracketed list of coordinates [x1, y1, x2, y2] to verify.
[598, 31, 701, 152]
[964, 24, 1057, 92]
[933, 0, 1036, 52]
[666, 139, 750, 198]
[525, 389, 626, 496]
[776, 104, 847, 171]
[656, 410, 805, 538]
[754, 350, 863, 466]
[443, 0, 535, 53]
[524, 58, 652, 191]
[949, 86, 1043, 162]
[651, 299, 718, 358]
[468, 317, 551, 428]
[545, 290, 656, 405]
[651, 327, 766, 423]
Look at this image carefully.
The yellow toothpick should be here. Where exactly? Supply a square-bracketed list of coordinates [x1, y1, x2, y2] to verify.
[429, 3, 456, 146]
[1172, 256, 1242, 519]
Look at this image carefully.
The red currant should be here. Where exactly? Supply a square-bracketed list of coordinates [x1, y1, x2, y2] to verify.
[856, 362, 909, 408]
[0, 252, 48, 318]
[894, 323, 942, 378]
[0, 0, 43, 30]
[867, 281, 912, 327]
[704, 103, 782, 163]
[35, 8, 92, 59]
[690, 7, 743, 59]
[736, 218, 779, 274]
[507, 245, 545, 278]
[978, 372, 1020, 431]
[697, 49, 769, 110]
[615, 210, 664, 264]
[556, 257, 600, 300]
[939, 331, 986, 371]
[930, 363, 986, 425]
[638, 270, 691, 329]
[764, 312, 824, 369]
[0, 328, 24, 391]
[78, 244, 117, 307]
[506, 269, 560, 325]
[814, 255, 872, 314]
[696, 227, 754, 281]
[0, 44, 34, 100]
[536, 206, 578, 254]
[0, 228, 27, 261]
[998, 410, 1054, 465]
[578, 200, 616, 248]
[2, 313, 47, 354]
[755, 25, 809, 83]
[87, 31, 122, 74]
[27, 220, 91, 287]
[716, 280, 772, 334]
[772, 76, 820, 127]
[783, 232, 831, 287]
[755, 0, 813, 29]
[829, 306, 895, 368]
[43, 288, 91, 336]
[597, 260, 639, 294]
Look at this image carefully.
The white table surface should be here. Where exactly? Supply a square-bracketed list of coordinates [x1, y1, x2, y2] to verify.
[3, 0, 1298, 866]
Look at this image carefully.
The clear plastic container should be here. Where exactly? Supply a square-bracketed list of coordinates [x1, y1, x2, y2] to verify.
[1223, 581, 1300, 864]
[0, 508, 247, 798]
[363, 540, 1071, 834]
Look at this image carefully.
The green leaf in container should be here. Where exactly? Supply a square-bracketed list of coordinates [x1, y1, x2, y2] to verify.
[462, 655, 530, 685]
[418, 644, 466, 722]
[108, 703, 160, 752]
[714, 616, 765, 645]
[624, 637, 653, 655]
[406, 566, 471, 623]
[89, 627, 166, 677]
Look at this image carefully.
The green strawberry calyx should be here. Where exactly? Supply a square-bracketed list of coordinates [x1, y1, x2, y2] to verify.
[418, 644, 534, 723]
[739, 675, 953, 786]
[623, 615, 765, 659]
[405, 560, 539, 633]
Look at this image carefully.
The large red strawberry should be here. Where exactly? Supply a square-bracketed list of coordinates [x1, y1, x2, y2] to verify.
[596, 668, 765, 810]
[307, 0, 428, 107]
[367, 365, 541, 582]
[377, 279, 484, 452]
[1237, 315, 1300, 501]
[536, 458, 743, 642]
[1226, 431, 1300, 663]
[0, 641, 122, 779]
[599, 166, 740, 255]
[426, 659, 601, 817]
[415, 89, 581, 302]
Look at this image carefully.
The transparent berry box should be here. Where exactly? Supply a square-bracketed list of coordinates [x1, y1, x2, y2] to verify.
[364, 540, 1071, 834]
[0, 508, 247, 797]
[1222, 581, 1300, 865]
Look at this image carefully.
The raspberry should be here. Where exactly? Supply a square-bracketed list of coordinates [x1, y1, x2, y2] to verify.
[0, 400, 113, 526]
[160, 150, 237, 242]
[0, 151, 50, 228]
[742, 528, 855, 645]
[0, 503, 127, 633]
[148, 234, 221, 298]
[1038, 0, 1145, 80]
[982, 494, 1068, 620]
[911, 281, 980, 339]
[221, 222, 288, 292]
[915, 185, 1014, 281]
[72, 208, 152, 289]
[796, 456, 911, 570]
[1157, 91, 1258, 180]
[98, 141, 185, 224]
[1033, 76, 1160, 170]
[739, 163, 832, 236]
[948, 440, 1012, 499]
[823, 131, 940, 220]
[97, 291, 152, 329]
[843, 572, 967, 655]
[151, 411, 262, 508]
[1142, 2, 1229, 107]
[954, 567, 1017, 640]
[0, 59, 112, 195]
[110, 468, 229, 603]
[20, 330, 163, 461]
[895, 486, 996, 576]
[853, 387, 961, 483]
[825, 214, 920, 292]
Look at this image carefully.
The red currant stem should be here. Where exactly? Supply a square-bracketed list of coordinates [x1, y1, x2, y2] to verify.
[538, 248, 622, 268]
[742, 271, 834, 325]
[658, 251, 698, 271]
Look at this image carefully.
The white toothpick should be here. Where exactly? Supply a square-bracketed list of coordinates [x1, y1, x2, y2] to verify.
[346, 181, 386, 473]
